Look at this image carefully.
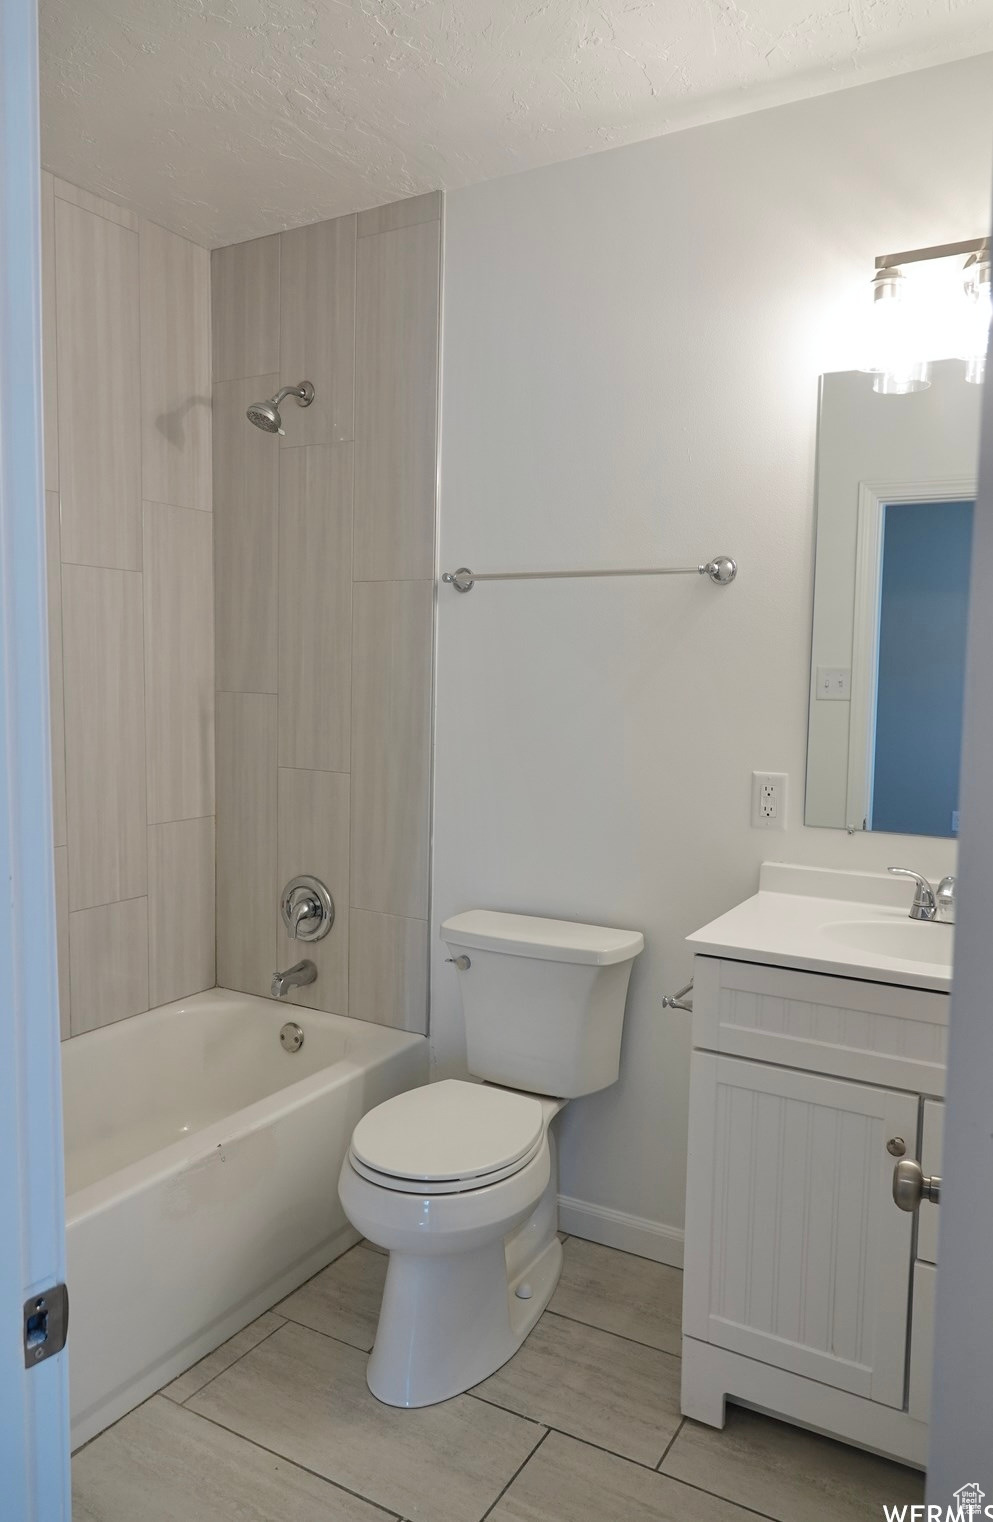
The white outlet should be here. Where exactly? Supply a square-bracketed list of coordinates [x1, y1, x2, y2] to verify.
[752, 771, 788, 830]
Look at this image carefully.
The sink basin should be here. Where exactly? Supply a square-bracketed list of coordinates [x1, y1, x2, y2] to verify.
[824, 917, 954, 969]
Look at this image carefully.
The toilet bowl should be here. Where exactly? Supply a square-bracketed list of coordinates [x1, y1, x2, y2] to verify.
[338, 1079, 564, 1407]
[338, 910, 644, 1408]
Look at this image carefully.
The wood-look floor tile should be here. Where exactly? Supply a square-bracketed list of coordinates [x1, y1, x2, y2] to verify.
[162, 1311, 285, 1404]
[549, 1236, 682, 1354]
[488, 1430, 761, 1522]
[473, 1311, 681, 1466]
[277, 1245, 386, 1352]
[72, 1394, 388, 1522]
[660, 1407, 924, 1522]
[188, 1321, 543, 1522]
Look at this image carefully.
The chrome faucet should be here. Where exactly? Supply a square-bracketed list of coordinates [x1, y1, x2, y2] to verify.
[271, 959, 317, 999]
[888, 867, 956, 924]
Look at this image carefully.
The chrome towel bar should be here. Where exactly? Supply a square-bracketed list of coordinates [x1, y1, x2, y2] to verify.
[441, 556, 737, 594]
[661, 980, 694, 1013]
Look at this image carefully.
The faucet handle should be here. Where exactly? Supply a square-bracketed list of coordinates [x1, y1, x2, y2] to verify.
[888, 867, 937, 920]
[936, 875, 956, 924]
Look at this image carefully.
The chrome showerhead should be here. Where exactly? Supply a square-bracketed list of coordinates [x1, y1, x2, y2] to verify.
[246, 381, 315, 434]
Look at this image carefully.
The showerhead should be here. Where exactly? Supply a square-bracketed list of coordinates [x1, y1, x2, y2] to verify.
[246, 381, 315, 434]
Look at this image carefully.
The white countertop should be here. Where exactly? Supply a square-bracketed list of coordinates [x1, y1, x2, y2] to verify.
[687, 863, 953, 993]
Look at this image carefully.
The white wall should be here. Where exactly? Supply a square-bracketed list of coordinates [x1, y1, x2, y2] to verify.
[433, 54, 993, 1258]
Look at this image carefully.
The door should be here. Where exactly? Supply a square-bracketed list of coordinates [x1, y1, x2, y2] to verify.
[0, 0, 72, 1512]
[684, 1053, 918, 1407]
[928, 266, 993, 1498]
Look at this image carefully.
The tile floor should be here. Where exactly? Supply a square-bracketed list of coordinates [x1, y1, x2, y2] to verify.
[72, 1236, 925, 1522]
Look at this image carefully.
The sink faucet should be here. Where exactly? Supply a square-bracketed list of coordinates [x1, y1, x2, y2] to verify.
[271, 959, 317, 998]
[888, 867, 956, 924]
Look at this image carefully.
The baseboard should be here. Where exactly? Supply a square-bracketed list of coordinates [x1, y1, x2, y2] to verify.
[557, 1195, 684, 1268]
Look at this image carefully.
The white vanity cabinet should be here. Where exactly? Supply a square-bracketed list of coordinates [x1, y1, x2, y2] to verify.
[682, 952, 948, 1469]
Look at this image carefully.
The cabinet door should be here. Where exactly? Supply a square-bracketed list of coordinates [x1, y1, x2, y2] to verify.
[684, 1053, 918, 1407]
[916, 1100, 943, 1265]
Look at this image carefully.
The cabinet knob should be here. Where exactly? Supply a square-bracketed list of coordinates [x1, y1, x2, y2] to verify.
[892, 1159, 942, 1212]
[886, 1137, 906, 1157]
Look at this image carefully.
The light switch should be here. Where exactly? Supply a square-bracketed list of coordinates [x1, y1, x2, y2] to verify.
[816, 666, 851, 701]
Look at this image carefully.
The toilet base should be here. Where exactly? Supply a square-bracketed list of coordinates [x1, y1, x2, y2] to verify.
[367, 1232, 562, 1408]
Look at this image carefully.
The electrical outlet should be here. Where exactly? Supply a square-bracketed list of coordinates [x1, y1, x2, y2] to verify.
[752, 771, 788, 830]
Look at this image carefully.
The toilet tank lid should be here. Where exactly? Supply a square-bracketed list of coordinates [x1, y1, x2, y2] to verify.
[442, 910, 644, 965]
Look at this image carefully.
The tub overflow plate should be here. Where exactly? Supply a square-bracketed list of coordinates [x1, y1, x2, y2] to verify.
[280, 1022, 304, 1053]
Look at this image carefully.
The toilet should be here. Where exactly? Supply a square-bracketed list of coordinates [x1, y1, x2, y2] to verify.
[338, 909, 644, 1407]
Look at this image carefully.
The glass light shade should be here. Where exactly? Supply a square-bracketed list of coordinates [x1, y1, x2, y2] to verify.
[960, 258, 991, 385]
[862, 268, 931, 391]
[872, 361, 932, 395]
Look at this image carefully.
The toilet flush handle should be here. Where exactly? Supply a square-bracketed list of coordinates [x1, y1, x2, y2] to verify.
[446, 955, 471, 972]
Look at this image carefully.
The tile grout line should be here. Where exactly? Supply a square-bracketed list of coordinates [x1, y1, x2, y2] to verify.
[168, 1315, 288, 1407]
[654, 1468, 785, 1522]
[655, 1415, 685, 1469]
[466, 1393, 676, 1478]
[477, 1426, 550, 1522]
[543, 1305, 681, 1358]
[174, 1401, 401, 1521]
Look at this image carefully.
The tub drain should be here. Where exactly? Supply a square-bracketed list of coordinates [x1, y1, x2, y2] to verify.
[280, 1021, 304, 1053]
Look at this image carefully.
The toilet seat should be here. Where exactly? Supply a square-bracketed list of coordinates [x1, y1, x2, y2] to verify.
[348, 1079, 545, 1195]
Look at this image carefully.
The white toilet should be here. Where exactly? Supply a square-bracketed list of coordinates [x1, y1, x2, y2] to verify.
[338, 909, 644, 1407]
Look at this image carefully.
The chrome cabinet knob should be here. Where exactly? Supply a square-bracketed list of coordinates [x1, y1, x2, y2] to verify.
[892, 1158, 942, 1212]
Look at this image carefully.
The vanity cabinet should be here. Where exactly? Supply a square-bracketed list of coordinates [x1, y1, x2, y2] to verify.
[683, 955, 947, 1468]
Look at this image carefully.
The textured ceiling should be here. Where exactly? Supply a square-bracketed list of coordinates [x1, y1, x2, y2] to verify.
[41, 0, 993, 248]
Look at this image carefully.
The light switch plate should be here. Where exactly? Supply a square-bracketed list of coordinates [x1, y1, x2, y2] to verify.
[752, 771, 787, 830]
[815, 666, 851, 701]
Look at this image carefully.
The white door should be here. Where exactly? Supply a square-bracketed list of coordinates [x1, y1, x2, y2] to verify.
[928, 268, 993, 1498]
[0, 0, 72, 1512]
[684, 1053, 918, 1407]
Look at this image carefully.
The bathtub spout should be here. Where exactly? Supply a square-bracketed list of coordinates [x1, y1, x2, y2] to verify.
[272, 959, 317, 998]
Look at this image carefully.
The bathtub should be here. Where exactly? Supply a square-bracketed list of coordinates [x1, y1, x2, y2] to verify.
[63, 988, 426, 1449]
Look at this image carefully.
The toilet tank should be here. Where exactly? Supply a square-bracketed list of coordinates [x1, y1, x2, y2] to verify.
[441, 911, 644, 1098]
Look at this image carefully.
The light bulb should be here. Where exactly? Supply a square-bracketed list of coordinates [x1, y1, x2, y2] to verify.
[863, 267, 931, 393]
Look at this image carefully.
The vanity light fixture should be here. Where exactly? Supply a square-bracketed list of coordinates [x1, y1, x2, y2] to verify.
[865, 237, 990, 393]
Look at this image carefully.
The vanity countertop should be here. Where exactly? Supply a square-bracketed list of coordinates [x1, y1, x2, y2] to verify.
[687, 863, 953, 993]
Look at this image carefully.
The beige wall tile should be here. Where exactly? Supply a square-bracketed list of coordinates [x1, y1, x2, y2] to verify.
[278, 445, 352, 772]
[69, 896, 149, 1035]
[353, 219, 440, 580]
[276, 767, 349, 1013]
[279, 216, 356, 447]
[55, 199, 141, 571]
[350, 579, 432, 918]
[40, 172, 58, 492]
[52, 175, 139, 231]
[45, 491, 67, 848]
[54, 846, 70, 1040]
[356, 191, 442, 239]
[213, 375, 279, 694]
[211, 236, 279, 382]
[216, 692, 277, 996]
[148, 817, 215, 1007]
[143, 503, 214, 822]
[63, 566, 147, 910]
[141, 221, 212, 512]
[349, 909, 427, 1032]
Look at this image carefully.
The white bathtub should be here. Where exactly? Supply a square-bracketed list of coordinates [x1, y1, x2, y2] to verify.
[63, 988, 426, 1449]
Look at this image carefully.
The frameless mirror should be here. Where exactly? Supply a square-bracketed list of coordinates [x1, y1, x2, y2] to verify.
[805, 360, 981, 836]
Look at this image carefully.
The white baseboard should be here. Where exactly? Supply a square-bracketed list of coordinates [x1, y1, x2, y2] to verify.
[557, 1195, 684, 1268]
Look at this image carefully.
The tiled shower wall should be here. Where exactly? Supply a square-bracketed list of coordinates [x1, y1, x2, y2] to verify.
[40, 175, 215, 1038]
[211, 191, 440, 1031]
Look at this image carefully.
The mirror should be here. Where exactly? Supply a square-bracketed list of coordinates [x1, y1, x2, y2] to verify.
[805, 359, 981, 836]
